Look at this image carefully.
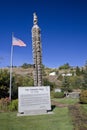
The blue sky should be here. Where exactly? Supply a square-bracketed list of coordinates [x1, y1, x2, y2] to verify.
[0, 0, 87, 68]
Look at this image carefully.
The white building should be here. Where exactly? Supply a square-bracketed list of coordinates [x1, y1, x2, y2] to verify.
[49, 72, 56, 76]
[62, 73, 72, 77]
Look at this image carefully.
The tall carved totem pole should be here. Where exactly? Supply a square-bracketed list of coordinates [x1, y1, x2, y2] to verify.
[32, 13, 42, 86]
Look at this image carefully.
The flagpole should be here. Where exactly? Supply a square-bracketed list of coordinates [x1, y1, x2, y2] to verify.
[9, 33, 14, 101]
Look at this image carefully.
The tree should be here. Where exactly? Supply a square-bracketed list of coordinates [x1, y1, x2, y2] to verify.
[21, 63, 33, 69]
[0, 69, 10, 98]
[82, 61, 87, 90]
[43, 78, 56, 91]
[11, 75, 34, 99]
[59, 63, 70, 70]
[69, 76, 82, 89]
[61, 76, 72, 96]
[76, 66, 81, 76]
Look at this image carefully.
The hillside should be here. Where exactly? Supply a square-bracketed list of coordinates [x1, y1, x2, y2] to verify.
[1, 64, 85, 88]
[0, 65, 86, 99]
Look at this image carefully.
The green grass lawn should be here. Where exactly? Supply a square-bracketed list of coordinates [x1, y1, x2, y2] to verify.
[81, 104, 87, 114]
[0, 107, 74, 130]
[52, 98, 79, 105]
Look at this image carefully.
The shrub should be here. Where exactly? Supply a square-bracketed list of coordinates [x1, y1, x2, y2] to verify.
[0, 97, 10, 111]
[53, 92, 65, 98]
[8, 99, 18, 111]
[79, 90, 87, 104]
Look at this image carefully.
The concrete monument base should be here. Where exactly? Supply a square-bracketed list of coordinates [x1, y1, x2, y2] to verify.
[17, 110, 53, 116]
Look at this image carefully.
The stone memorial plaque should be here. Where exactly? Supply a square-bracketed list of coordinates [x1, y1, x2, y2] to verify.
[18, 86, 51, 115]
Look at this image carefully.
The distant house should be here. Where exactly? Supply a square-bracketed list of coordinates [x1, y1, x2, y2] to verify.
[66, 73, 72, 76]
[49, 72, 56, 76]
[54, 88, 61, 92]
[62, 73, 66, 76]
[62, 73, 72, 77]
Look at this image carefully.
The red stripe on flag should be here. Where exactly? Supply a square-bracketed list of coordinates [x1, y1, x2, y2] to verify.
[12, 36, 26, 47]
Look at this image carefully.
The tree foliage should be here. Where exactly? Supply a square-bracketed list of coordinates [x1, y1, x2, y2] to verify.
[69, 76, 82, 89]
[76, 66, 81, 76]
[21, 63, 33, 69]
[43, 78, 56, 91]
[0, 69, 34, 99]
[80, 90, 87, 104]
[11, 75, 34, 99]
[0, 69, 10, 98]
[59, 63, 70, 70]
[82, 62, 87, 90]
[61, 76, 72, 93]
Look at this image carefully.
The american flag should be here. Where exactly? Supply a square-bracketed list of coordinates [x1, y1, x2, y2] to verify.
[12, 36, 26, 47]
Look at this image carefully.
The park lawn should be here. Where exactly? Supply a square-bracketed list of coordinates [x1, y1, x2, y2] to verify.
[81, 104, 87, 114]
[52, 98, 79, 105]
[0, 107, 74, 130]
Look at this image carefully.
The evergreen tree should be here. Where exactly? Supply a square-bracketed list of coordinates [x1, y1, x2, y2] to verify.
[76, 66, 81, 76]
[62, 76, 72, 96]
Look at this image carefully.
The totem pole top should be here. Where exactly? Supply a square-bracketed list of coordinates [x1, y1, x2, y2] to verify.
[33, 13, 38, 25]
